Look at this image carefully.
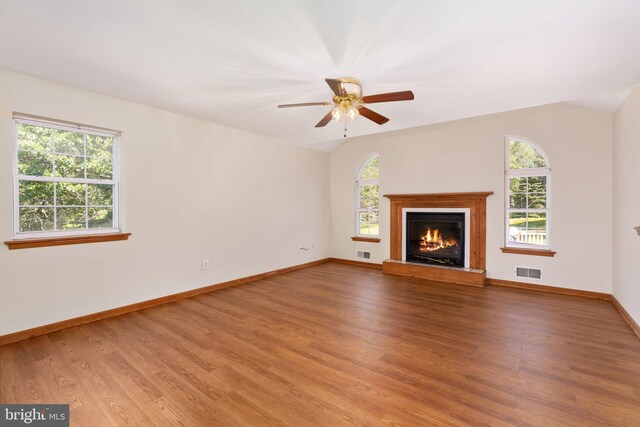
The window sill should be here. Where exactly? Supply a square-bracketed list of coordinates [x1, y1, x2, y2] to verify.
[351, 236, 381, 243]
[500, 247, 556, 257]
[5, 232, 131, 250]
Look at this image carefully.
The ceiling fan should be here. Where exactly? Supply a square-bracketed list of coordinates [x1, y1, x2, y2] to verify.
[278, 77, 414, 130]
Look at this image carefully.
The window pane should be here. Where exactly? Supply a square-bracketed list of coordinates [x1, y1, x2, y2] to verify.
[17, 124, 52, 152]
[57, 183, 86, 206]
[528, 193, 547, 209]
[88, 207, 113, 228]
[18, 150, 53, 176]
[86, 157, 113, 180]
[19, 207, 54, 232]
[56, 207, 86, 230]
[509, 177, 527, 193]
[509, 211, 547, 246]
[87, 135, 113, 157]
[359, 210, 379, 235]
[359, 184, 379, 208]
[527, 176, 546, 193]
[509, 194, 526, 209]
[508, 212, 527, 244]
[509, 140, 547, 169]
[54, 129, 84, 155]
[55, 154, 85, 178]
[526, 212, 547, 246]
[87, 184, 113, 206]
[359, 156, 379, 179]
[19, 181, 54, 206]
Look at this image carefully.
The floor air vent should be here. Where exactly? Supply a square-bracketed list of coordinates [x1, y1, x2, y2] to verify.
[357, 251, 371, 259]
[516, 267, 542, 280]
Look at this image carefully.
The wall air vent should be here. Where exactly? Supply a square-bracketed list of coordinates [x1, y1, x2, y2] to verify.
[357, 251, 371, 259]
[516, 267, 542, 280]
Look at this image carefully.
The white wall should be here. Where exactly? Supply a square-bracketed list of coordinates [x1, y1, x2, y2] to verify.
[331, 103, 613, 293]
[613, 85, 640, 325]
[0, 69, 330, 336]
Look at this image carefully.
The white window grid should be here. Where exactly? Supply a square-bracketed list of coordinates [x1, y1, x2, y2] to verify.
[13, 117, 121, 239]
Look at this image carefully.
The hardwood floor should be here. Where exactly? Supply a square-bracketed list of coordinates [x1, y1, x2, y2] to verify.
[1, 262, 639, 426]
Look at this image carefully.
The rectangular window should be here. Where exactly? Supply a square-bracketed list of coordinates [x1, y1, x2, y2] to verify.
[357, 181, 379, 235]
[506, 174, 549, 247]
[13, 116, 120, 239]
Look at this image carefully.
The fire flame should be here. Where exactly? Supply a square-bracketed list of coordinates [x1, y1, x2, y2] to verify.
[419, 228, 457, 252]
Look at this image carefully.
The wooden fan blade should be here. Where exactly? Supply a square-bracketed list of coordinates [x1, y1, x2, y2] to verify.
[358, 107, 389, 125]
[315, 111, 333, 128]
[278, 102, 332, 108]
[325, 78, 345, 96]
[362, 90, 414, 104]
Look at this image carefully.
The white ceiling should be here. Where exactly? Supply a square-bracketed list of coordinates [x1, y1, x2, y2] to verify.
[1, 0, 640, 151]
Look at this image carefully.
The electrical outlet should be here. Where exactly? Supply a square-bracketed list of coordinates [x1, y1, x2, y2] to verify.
[202, 259, 210, 270]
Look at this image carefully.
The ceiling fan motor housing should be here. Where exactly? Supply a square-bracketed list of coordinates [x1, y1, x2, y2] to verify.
[336, 77, 363, 99]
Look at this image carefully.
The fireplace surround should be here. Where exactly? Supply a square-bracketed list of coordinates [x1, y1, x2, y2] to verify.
[383, 192, 493, 287]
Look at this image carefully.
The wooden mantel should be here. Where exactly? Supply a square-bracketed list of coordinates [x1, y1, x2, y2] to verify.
[383, 192, 493, 286]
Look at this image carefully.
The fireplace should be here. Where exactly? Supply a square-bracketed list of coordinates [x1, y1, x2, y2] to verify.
[384, 193, 492, 287]
[405, 212, 465, 267]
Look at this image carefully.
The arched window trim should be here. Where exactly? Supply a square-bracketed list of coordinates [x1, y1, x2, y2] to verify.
[505, 136, 551, 250]
[355, 153, 379, 237]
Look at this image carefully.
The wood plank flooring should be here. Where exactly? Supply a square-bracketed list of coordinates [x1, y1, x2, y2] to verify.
[1, 262, 639, 426]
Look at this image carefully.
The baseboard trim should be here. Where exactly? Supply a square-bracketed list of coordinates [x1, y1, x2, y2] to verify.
[612, 295, 640, 339]
[328, 257, 383, 269]
[486, 278, 612, 301]
[0, 258, 331, 346]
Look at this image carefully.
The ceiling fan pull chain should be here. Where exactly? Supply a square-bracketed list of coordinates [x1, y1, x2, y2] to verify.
[344, 117, 348, 138]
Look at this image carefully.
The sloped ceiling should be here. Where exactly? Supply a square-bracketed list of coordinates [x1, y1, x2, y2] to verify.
[1, 0, 640, 150]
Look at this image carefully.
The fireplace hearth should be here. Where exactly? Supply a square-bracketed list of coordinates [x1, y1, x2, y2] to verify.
[405, 212, 465, 267]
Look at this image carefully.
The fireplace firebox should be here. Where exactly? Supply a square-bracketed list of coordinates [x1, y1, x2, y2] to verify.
[405, 212, 465, 267]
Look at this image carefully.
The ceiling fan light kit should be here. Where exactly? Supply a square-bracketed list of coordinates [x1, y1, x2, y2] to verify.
[277, 77, 415, 136]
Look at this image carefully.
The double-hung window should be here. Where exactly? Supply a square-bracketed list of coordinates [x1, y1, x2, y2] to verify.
[13, 115, 120, 239]
[356, 154, 379, 236]
[505, 136, 550, 248]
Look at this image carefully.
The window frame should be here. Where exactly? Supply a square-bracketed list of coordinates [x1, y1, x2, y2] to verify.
[504, 136, 551, 250]
[355, 153, 380, 237]
[12, 116, 121, 240]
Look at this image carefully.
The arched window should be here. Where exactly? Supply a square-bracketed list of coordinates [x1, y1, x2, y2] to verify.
[505, 137, 550, 248]
[356, 154, 379, 236]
